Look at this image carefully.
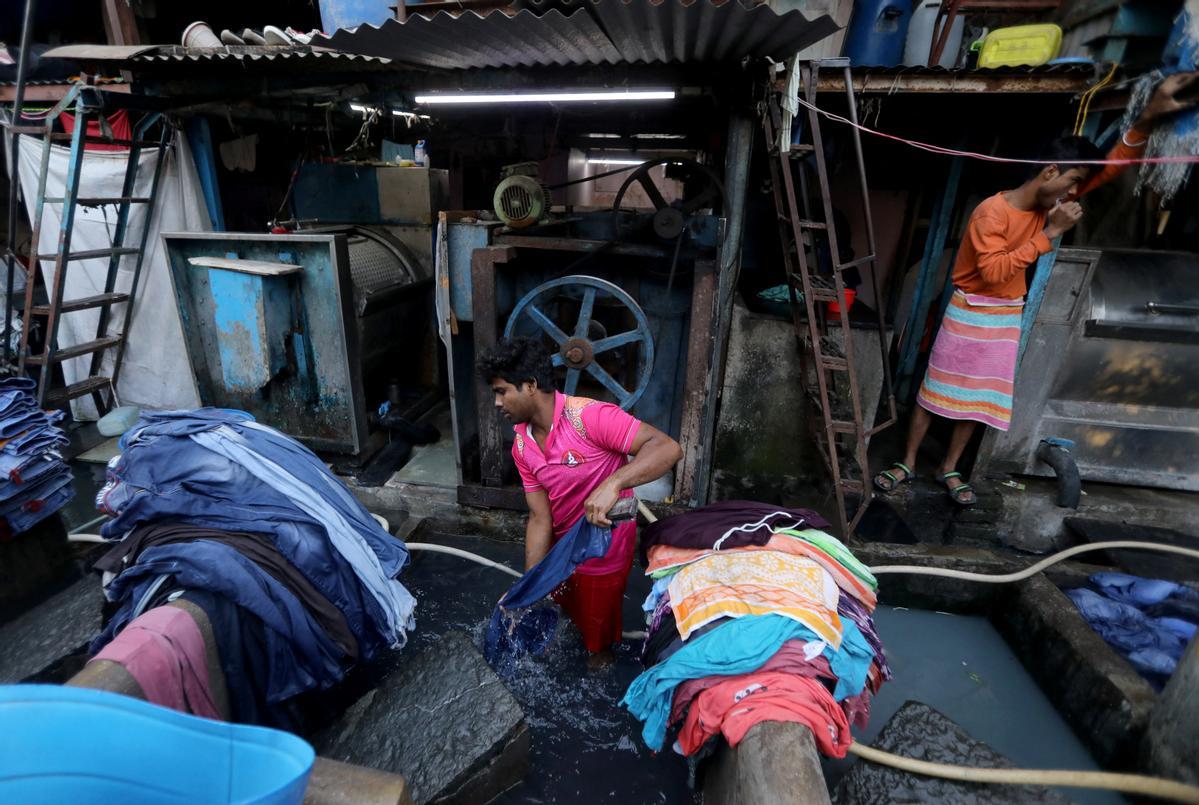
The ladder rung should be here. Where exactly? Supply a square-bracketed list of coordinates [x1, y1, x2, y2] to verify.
[820, 356, 849, 371]
[839, 479, 865, 493]
[27, 335, 123, 365]
[44, 197, 152, 206]
[36, 247, 139, 262]
[7, 125, 50, 135]
[32, 292, 129, 316]
[789, 144, 815, 155]
[830, 421, 858, 434]
[84, 137, 160, 148]
[45, 375, 112, 404]
[837, 255, 876, 271]
[799, 220, 827, 230]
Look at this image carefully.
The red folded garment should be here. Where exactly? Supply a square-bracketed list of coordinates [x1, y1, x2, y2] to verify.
[669, 639, 832, 727]
[677, 670, 852, 758]
[91, 605, 219, 719]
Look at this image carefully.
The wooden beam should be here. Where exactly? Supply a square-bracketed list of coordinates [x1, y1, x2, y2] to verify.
[0, 83, 131, 102]
[102, 0, 141, 46]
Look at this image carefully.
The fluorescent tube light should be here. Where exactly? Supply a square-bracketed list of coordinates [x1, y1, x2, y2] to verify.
[587, 157, 646, 166]
[415, 90, 676, 105]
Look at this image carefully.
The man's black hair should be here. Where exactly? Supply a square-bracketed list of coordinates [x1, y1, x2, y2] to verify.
[1028, 136, 1105, 180]
[476, 337, 555, 392]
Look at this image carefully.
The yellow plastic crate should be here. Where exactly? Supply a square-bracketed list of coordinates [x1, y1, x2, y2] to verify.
[977, 23, 1063, 68]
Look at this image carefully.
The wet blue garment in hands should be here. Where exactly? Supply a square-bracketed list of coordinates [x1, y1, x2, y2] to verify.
[483, 517, 611, 671]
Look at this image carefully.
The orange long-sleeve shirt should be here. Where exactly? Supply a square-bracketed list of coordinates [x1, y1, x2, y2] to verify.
[951, 127, 1148, 299]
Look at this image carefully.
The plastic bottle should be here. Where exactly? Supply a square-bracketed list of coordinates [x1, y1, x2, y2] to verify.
[414, 140, 427, 168]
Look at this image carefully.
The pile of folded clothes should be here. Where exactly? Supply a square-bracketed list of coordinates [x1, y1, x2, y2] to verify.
[622, 501, 889, 762]
[88, 408, 416, 728]
[0, 376, 73, 537]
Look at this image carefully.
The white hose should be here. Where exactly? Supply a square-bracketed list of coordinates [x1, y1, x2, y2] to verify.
[405, 542, 523, 579]
[870, 540, 1199, 581]
[847, 742, 1199, 804]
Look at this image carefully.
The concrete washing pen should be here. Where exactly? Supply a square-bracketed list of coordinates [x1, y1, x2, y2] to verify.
[383, 503, 1199, 803]
[79, 509, 1196, 799]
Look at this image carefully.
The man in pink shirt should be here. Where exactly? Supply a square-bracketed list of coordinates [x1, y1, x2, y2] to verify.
[478, 338, 683, 659]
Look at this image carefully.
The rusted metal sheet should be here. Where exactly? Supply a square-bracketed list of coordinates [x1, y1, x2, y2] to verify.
[0, 81, 130, 102]
[42, 44, 157, 60]
[815, 64, 1093, 94]
[317, 0, 839, 69]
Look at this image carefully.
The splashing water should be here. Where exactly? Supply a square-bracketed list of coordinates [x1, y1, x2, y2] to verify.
[402, 532, 698, 804]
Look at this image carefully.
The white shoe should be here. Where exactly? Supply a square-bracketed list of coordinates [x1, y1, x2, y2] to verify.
[220, 29, 245, 45]
[263, 25, 293, 46]
[285, 27, 313, 45]
[241, 28, 266, 45]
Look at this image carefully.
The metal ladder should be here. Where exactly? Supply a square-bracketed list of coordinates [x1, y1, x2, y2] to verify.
[762, 58, 896, 537]
[8, 80, 170, 412]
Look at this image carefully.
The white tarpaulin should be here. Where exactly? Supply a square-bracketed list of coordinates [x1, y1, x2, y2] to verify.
[14, 128, 207, 418]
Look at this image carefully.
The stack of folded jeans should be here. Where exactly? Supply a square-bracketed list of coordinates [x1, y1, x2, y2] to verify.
[0, 376, 73, 536]
[91, 408, 416, 727]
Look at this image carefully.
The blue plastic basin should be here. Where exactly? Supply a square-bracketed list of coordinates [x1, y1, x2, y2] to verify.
[0, 685, 314, 804]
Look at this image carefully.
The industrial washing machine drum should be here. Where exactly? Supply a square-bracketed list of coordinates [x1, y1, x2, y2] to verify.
[310, 225, 434, 389]
[313, 225, 428, 316]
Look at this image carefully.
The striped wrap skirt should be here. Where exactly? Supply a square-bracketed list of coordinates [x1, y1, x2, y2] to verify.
[916, 289, 1024, 431]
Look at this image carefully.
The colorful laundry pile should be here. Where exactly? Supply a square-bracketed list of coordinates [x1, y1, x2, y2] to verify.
[88, 408, 416, 728]
[622, 500, 889, 760]
[1067, 572, 1199, 691]
[0, 376, 73, 537]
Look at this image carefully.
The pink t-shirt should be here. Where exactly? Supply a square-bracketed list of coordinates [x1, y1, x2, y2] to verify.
[512, 392, 640, 576]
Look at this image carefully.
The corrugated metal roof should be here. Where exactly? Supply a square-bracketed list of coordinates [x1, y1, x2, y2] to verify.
[317, 0, 840, 69]
[41, 43, 393, 72]
[131, 45, 392, 66]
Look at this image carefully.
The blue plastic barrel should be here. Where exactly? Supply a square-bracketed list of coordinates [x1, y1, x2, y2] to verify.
[844, 0, 914, 66]
[319, 0, 395, 32]
[0, 685, 315, 804]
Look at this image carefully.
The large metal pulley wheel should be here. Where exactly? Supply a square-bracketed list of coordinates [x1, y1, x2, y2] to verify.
[503, 275, 655, 410]
[611, 158, 726, 239]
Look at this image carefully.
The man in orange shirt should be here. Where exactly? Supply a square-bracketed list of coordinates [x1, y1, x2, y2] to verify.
[875, 73, 1197, 506]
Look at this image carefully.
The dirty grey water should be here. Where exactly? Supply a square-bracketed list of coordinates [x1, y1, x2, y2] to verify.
[400, 532, 698, 805]
[401, 534, 1124, 804]
[827, 606, 1123, 805]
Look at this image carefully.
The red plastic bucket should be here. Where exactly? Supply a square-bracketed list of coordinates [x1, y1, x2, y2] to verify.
[828, 288, 857, 316]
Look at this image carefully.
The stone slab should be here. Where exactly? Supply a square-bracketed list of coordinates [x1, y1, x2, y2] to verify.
[1144, 636, 1199, 785]
[0, 574, 102, 683]
[314, 631, 528, 805]
[833, 701, 1069, 804]
[991, 574, 1157, 769]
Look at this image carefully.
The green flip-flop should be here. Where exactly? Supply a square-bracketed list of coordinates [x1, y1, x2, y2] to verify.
[938, 471, 977, 507]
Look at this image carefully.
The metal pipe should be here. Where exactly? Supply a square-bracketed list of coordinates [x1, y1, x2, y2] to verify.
[1035, 438, 1081, 509]
[3, 0, 38, 364]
